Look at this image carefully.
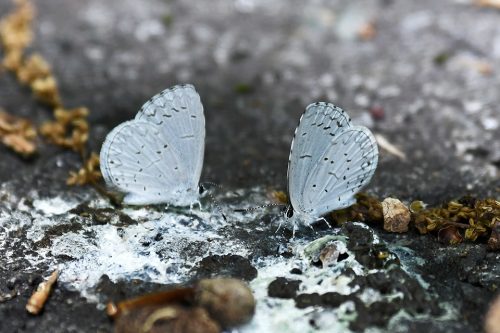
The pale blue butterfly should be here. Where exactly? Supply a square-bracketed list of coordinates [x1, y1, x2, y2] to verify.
[100, 84, 205, 207]
[286, 102, 378, 227]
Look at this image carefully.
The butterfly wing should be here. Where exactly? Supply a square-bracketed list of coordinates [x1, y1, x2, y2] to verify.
[100, 120, 194, 205]
[287, 102, 352, 214]
[302, 126, 378, 216]
[135, 84, 205, 192]
[100, 84, 205, 206]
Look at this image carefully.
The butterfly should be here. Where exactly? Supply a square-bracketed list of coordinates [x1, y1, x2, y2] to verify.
[285, 102, 378, 228]
[100, 84, 205, 207]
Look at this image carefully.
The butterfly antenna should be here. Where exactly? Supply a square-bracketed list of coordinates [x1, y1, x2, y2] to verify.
[275, 219, 283, 234]
[200, 181, 223, 190]
[202, 187, 227, 222]
[234, 203, 286, 213]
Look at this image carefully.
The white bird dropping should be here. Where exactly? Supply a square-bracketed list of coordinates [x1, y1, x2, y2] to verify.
[100, 84, 205, 206]
[286, 102, 378, 227]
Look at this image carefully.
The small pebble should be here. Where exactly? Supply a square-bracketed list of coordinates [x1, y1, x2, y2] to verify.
[382, 198, 410, 233]
[195, 278, 255, 328]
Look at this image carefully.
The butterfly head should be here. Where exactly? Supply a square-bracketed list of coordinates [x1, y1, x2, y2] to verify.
[283, 205, 317, 228]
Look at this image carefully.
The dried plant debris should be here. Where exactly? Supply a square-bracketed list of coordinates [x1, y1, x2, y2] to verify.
[0, 0, 60, 107]
[109, 278, 255, 333]
[16, 53, 51, 83]
[488, 220, 500, 251]
[0, 0, 34, 71]
[30, 76, 62, 107]
[269, 190, 288, 204]
[332, 194, 500, 248]
[330, 193, 383, 225]
[26, 270, 58, 315]
[0, 0, 100, 182]
[40, 107, 89, 153]
[0, 109, 37, 156]
[374, 133, 407, 160]
[66, 152, 101, 185]
[437, 225, 463, 245]
[413, 197, 500, 247]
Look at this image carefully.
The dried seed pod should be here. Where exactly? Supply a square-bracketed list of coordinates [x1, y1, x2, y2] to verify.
[437, 226, 463, 245]
[409, 200, 425, 213]
[195, 278, 255, 328]
[382, 198, 410, 233]
[487, 220, 500, 251]
[26, 270, 58, 315]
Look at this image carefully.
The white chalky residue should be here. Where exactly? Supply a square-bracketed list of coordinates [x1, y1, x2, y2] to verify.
[0, 186, 448, 332]
[29, 200, 249, 302]
[243, 238, 362, 333]
[32, 197, 79, 216]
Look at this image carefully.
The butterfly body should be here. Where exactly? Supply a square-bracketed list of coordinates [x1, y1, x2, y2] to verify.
[100, 84, 205, 207]
[286, 102, 378, 227]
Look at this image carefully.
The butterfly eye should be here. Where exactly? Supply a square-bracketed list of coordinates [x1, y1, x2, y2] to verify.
[286, 207, 294, 218]
[199, 185, 205, 195]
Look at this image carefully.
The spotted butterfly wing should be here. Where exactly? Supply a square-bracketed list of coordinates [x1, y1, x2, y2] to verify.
[287, 102, 378, 224]
[100, 84, 205, 206]
[135, 84, 205, 184]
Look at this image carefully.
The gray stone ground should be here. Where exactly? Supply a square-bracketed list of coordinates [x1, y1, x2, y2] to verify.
[0, 0, 499, 332]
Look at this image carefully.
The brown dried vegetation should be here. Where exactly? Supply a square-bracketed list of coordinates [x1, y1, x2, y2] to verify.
[0, 109, 36, 156]
[331, 193, 500, 249]
[0, 0, 100, 185]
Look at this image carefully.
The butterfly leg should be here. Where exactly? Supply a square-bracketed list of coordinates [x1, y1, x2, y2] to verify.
[317, 216, 332, 228]
[275, 218, 283, 234]
[293, 223, 300, 239]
